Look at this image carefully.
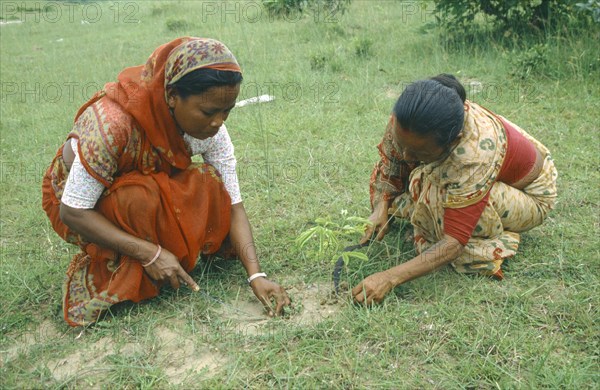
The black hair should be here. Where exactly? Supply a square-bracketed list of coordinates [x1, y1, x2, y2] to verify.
[430, 73, 466, 103]
[393, 74, 466, 147]
[169, 68, 243, 99]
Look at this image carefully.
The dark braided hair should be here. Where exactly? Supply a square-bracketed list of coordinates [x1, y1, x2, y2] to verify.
[393, 74, 466, 147]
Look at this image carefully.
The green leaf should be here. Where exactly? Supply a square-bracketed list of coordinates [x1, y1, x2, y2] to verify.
[295, 228, 317, 248]
[315, 217, 337, 228]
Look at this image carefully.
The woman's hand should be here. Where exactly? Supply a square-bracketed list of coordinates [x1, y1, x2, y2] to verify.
[59, 205, 199, 292]
[143, 247, 200, 291]
[352, 236, 464, 305]
[360, 200, 392, 244]
[352, 271, 395, 305]
[249, 277, 291, 316]
[228, 202, 291, 316]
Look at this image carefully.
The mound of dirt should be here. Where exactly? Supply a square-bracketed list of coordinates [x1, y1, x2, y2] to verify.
[217, 282, 344, 335]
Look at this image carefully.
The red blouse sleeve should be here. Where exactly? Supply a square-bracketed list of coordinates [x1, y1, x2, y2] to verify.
[443, 192, 490, 246]
[496, 117, 538, 185]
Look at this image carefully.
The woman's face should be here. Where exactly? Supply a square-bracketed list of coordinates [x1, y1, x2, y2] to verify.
[168, 84, 240, 140]
[392, 123, 450, 164]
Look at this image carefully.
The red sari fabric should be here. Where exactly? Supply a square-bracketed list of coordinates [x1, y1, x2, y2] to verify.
[42, 38, 241, 326]
[42, 165, 231, 326]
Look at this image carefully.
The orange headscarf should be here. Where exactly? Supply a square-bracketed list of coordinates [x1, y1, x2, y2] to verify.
[75, 37, 242, 170]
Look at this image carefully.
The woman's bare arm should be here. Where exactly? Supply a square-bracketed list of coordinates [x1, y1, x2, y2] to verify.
[59, 204, 199, 290]
[352, 235, 464, 304]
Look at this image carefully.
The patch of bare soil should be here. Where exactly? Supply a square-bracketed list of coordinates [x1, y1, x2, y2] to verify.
[1, 320, 61, 365]
[154, 324, 225, 384]
[2, 316, 226, 386]
[3, 282, 346, 385]
[286, 282, 344, 325]
[47, 322, 226, 385]
[48, 337, 114, 382]
[217, 282, 343, 335]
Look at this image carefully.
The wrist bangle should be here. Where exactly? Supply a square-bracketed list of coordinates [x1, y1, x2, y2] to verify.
[143, 245, 161, 267]
[247, 272, 267, 285]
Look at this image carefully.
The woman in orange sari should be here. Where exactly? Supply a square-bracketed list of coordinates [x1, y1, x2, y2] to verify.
[42, 37, 290, 327]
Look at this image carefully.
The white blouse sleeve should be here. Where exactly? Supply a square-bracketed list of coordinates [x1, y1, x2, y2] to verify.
[184, 125, 242, 204]
[61, 138, 105, 209]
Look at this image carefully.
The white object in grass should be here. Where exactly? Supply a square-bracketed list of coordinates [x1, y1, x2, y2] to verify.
[235, 94, 275, 108]
[0, 20, 23, 26]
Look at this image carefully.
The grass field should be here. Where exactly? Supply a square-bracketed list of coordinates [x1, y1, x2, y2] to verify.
[1, 1, 599, 388]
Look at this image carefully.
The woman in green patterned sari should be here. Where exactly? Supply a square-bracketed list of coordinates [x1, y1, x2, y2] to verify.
[353, 74, 557, 304]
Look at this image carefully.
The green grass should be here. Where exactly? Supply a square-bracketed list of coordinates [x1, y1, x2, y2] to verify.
[1, 1, 599, 388]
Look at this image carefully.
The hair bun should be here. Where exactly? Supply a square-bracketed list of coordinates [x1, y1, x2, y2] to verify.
[430, 74, 466, 103]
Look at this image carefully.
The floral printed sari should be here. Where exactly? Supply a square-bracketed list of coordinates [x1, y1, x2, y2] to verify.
[371, 101, 558, 276]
